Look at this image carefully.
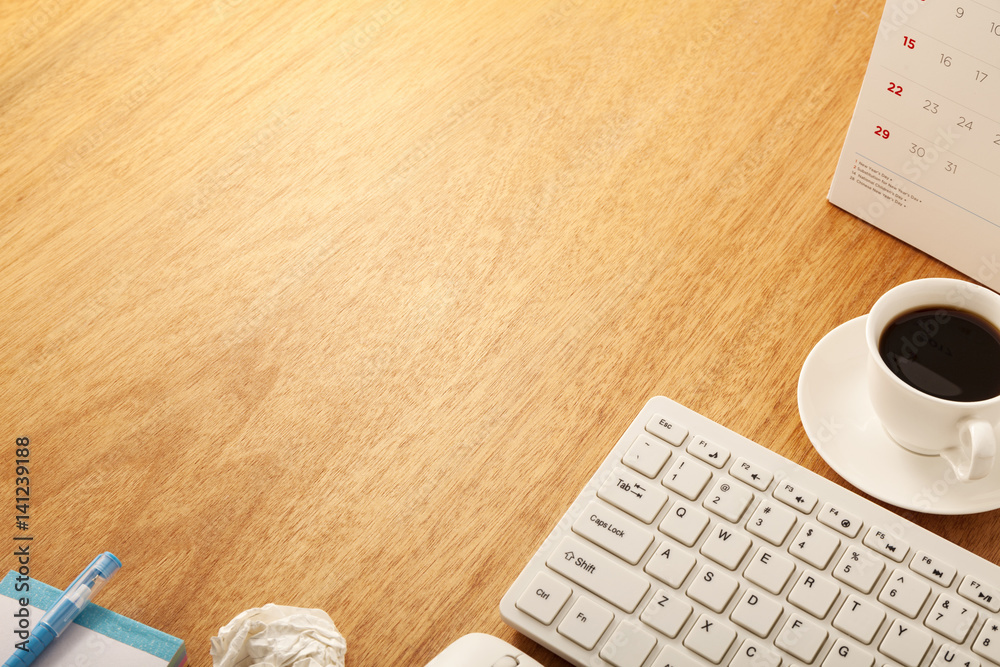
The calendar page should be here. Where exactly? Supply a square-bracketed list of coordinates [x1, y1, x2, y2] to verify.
[829, 0, 1000, 292]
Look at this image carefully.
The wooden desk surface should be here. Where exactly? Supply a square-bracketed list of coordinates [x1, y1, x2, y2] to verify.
[2, 0, 998, 664]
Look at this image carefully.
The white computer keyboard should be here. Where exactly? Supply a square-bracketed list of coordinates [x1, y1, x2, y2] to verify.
[500, 396, 1000, 667]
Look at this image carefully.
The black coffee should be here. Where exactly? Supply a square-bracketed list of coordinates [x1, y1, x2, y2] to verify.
[879, 307, 1000, 402]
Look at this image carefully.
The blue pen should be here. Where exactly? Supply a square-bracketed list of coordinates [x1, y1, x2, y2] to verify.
[3, 552, 121, 667]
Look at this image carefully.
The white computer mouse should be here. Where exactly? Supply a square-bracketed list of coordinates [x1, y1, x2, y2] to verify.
[424, 633, 545, 667]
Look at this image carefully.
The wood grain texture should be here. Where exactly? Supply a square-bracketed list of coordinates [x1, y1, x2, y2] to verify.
[1, 1, 997, 665]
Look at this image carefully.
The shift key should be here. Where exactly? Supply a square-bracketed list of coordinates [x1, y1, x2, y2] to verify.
[547, 536, 650, 612]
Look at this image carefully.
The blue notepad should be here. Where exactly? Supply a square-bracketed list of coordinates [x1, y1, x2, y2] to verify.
[0, 571, 186, 667]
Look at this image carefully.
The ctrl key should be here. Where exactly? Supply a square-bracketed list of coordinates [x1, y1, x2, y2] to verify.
[515, 572, 572, 624]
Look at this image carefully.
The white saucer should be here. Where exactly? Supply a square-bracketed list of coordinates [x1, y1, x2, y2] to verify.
[798, 315, 1000, 515]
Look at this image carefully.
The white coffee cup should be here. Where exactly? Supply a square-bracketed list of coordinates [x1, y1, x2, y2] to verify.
[865, 278, 1000, 482]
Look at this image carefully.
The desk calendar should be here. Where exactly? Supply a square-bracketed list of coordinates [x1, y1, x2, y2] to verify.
[829, 0, 1000, 292]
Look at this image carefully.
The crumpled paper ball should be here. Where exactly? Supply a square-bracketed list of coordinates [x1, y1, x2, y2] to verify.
[210, 604, 347, 667]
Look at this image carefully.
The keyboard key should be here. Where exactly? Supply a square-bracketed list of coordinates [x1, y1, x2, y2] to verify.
[817, 502, 863, 538]
[863, 527, 909, 562]
[622, 433, 671, 478]
[744, 546, 796, 595]
[788, 570, 841, 619]
[687, 435, 729, 468]
[731, 638, 781, 667]
[515, 571, 572, 624]
[929, 645, 980, 667]
[789, 522, 841, 569]
[600, 621, 657, 667]
[546, 537, 649, 612]
[639, 589, 692, 638]
[658, 501, 710, 547]
[925, 593, 978, 642]
[910, 550, 957, 587]
[703, 477, 753, 522]
[729, 457, 772, 490]
[652, 645, 702, 667]
[832, 547, 884, 594]
[833, 594, 886, 645]
[879, 618, 933, 667]
[683, 613, 737, 664]
[700, 522, 752, 570]
[775, 613, 828, 663]
[558, 596, 614, 650]
[773, 480, 818, 513]
[572, 501, 654, 565]
[598, 467, 669, 523]
[959, 575, 1000, 613]
[972, 618, 1000, 664]
[878, 569, 931, 619]
[644, 541, 697, 589]
[822, 638, 874, 667]
[746, 498, 797, 546]
[662, 456, 712, 500]
[646, 414, 688, 445]
[686, 564, 739, 613]
[730, 589, 782, 637]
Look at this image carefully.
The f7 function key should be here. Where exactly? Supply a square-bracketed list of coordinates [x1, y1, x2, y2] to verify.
[959, 576, 1000, 613]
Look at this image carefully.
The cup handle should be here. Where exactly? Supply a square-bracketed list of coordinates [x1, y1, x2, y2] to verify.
[942, 420, 996, 482]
